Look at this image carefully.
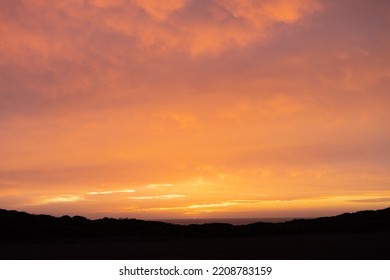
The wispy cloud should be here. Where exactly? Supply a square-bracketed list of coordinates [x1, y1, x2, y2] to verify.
[41, 195, 84, 204]
[187, 202, 239, 209]
[142, 200, 254, 211]
[145, 184, 175, 189]
[230, 199, 262, 204]
[348, 197, 390, 203]
[35, 189, 136, 205]
[129, 194, 185, 200]
[87, 189, 135, 195]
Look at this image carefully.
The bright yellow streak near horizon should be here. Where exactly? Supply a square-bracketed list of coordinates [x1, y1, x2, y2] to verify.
[0, 0, 389, 219]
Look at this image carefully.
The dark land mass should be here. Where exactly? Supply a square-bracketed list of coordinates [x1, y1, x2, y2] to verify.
[1, 207, 390, 259]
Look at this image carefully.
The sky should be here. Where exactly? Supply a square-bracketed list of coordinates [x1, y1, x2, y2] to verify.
[1, 0, 389, 219]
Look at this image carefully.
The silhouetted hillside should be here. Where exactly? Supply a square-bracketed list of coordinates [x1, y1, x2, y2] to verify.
[1, 207, 390, 240]
[1, 207, 390, 259]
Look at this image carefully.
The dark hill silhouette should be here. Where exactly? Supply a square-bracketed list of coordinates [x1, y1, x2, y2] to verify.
[1, 207, 390, 259]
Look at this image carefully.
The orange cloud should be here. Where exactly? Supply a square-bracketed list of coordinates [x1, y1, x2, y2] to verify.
[0, 0, 322, 60]
[1, 0, 389, 219]
[134, 0, 187, 20]
[89, 0, 125, 8]
[218, 0, 321, 25]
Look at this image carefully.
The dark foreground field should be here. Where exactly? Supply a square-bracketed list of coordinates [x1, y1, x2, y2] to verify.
[1, 207, 390, 259]
[1, 231, 390, 259]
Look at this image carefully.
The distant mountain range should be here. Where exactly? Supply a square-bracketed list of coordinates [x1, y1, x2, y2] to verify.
[1, 207, 390, 240]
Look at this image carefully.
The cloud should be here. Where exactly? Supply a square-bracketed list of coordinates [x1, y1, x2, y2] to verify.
[188, 202, 239, 209]
[87, 189, 135, 195]
[41, 195, 84, 204]
[145, 183, 175, 189]
[0, 0, 322, 61]
[129, 194, 185, 200]
[218, 0, 321, 25]
[89, 0, 125, 8]
[1, 0, 389, 218]
[28, 189, 135, 206]
[134, 0, 187, 20]
[348, 197, 390, 203]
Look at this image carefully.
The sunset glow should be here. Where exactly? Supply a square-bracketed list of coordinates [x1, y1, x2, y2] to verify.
[1, 0, 389, 219]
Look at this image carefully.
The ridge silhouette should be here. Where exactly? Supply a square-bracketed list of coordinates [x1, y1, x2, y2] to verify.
[1, 207, 390, 259]
[1, 207, 390, 239]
